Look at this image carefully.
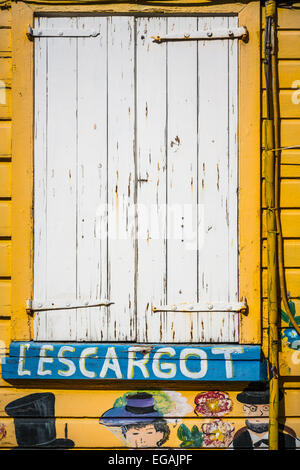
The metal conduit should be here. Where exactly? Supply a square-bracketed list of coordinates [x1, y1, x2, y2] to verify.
[264, 0, 300, 450]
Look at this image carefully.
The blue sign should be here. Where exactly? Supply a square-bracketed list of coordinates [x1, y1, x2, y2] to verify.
[1, 342, 267, 382]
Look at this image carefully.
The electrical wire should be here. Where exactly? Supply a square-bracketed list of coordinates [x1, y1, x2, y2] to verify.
[264, 1, 300, 335]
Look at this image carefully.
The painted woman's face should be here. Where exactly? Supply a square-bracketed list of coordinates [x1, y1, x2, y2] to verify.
[124, 423, 164, 448]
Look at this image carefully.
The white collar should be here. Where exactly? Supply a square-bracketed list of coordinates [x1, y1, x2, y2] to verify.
[248, 429, 268, 446]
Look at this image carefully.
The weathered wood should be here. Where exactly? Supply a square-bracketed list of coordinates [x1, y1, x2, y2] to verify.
[34, 17, 78, 341]
[2, 342, 266, 382]
[33, 15, 239, 343]
[165, 15, 198, 342]
[197, 16, 238, 342]
[0, 387, 298, 418]
[76, 16, 108, 341]
[0, 416, 298, 449]
[136, 16, 168, 343]
[106, 16, 136, 342]
[33, 16, 49, 341]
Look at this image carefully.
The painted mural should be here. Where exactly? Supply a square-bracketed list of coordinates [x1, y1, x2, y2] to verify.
[229, 382, 298, 449]
[4, 393, 74, 448]
[99, 392, 175, 448]
[280, 301, 300, 376]
[1, 384, 299, 449]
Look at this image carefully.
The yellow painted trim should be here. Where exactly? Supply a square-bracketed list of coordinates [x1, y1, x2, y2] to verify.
[8, 1, 249, 15]
[10, 1, 262, 344]
[11, 1, 34, 340]
[238, 2, 261, 344]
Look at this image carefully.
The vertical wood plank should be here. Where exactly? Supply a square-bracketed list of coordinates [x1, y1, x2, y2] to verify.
[37, 17, 78, 340]
[227, 15, 239, 339]
[238, 2, 261, 344]
[11, 1, 34, 340]
[136, 17, 168, 342]
[33, 17, 48, 340]
[165, 16, 198, 342]
[197, 16, 238, 342]
[106, 16, 136, 341]
[76, 17, 108, 341]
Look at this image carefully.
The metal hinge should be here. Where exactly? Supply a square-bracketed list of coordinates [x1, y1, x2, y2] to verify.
[151, 26, 248, 44]
[26, 299, 113, 315]
[27, 25, 101, 40]
[152, 299, 248, 314]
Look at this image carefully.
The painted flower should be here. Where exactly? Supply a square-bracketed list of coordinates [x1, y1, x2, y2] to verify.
[162, 391, 192, 420]
[113, 390, 192, 423]
[201, 419, 235, 448]
[282, 328, 300, 350]
[194, 391, 232, 417]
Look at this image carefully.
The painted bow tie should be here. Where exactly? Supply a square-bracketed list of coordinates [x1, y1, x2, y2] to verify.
[254, 439, 269, 448]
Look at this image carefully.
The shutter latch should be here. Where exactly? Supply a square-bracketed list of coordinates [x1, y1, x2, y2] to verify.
[27, 25, 101, 40]
[151, 26, 248, 44]
[152, 298, 248, 314]
[26, 299, 114, 315]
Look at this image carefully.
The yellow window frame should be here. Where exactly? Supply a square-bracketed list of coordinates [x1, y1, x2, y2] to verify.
[10, 0, 261, 344]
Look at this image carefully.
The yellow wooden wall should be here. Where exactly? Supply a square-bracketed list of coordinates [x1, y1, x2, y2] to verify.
[0, 5, 12, 363]
[261, 6, 300, 380]
[0, 0, 299, 450]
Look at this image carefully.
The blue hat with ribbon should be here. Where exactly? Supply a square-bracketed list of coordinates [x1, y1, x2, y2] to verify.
[99, 392, 162, 426]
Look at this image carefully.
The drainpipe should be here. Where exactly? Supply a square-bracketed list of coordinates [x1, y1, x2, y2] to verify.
[264, 0, 300, 450]
[264, 0, 279, 451]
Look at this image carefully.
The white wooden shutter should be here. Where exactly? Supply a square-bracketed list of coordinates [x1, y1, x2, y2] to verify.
[33, 15, 239, 343]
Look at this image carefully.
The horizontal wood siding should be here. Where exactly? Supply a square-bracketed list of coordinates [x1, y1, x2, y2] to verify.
[0, 280, 10, 318]
[0, 201, 11, 237]
[0, 242, 11, 277]
[0, 388, 298, 448]
[0, 121, 11, 157]
[0, 162, 11, 197]
[261, 7, 300, 364]
[0, 1, 298, 452]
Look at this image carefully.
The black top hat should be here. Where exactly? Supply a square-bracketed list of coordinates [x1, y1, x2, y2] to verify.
[5, 393, 74, 448]
[236, 382, 283, 405]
